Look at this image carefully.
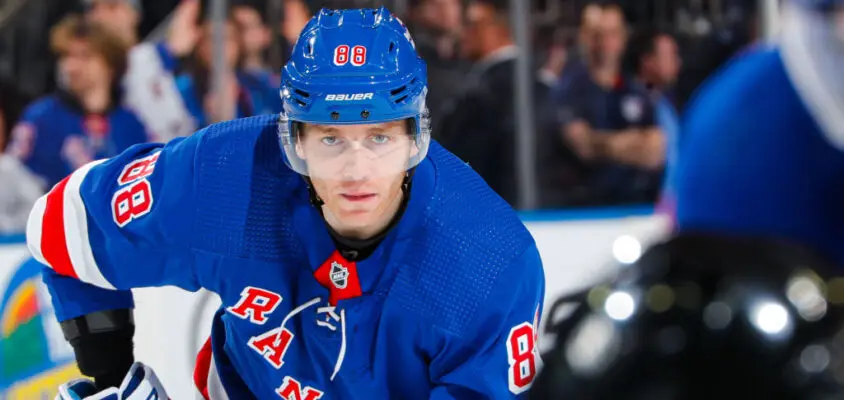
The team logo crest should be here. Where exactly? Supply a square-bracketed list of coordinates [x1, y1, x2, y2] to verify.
[330, 262, 349, 290]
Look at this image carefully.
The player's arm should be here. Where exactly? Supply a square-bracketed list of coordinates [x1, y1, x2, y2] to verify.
[27, 133, 203, 389]
[428, 243, 546, 399]
[26, 132, 203, 292]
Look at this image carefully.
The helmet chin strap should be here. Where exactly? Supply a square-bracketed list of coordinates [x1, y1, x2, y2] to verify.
[305, 176, 325, 208]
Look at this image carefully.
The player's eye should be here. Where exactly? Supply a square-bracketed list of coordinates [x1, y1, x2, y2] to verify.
[370, 134, 391, 144]
[321, 136, 341, 146]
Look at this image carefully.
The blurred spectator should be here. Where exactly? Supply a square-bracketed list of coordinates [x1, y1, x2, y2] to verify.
[0, 82, 43, 234]
[553, 2, 603, 94]
[85, 0, 199, 141]
[282, 0, 312, 45]
[626, 28, 680, 178]
[438, 0, 559, 207]
[85, 0, 141, 45]
[5, 15, 149, 189]
[627, 29, 681, 107]
[0, 81, 29, 150]
[176, 11, 278, 127]
[233, 0, 273, 76]
[533, 24, 595, 208]
[536, 24, 571, 87]
[555, 3, 665, 206]
[177, 14, 242, 125]
[232, 0, 283, 115]
[276, 0, 313, 65]
[407, 0, 468, 132]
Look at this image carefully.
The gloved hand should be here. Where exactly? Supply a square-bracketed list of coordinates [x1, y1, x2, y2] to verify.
[55, 362, 169, 400]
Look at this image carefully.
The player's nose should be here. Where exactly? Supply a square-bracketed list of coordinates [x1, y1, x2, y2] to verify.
[338, 148, 372, 182]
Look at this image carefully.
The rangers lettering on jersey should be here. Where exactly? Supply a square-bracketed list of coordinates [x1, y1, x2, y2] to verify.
[228, 286, 327, 395]
[226, 287, 283, 325]
[247, 327, 295, 369]
[276, 376, 324, 400]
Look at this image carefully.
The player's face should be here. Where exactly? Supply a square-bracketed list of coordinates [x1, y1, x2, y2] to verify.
[297, 121, 416, 236]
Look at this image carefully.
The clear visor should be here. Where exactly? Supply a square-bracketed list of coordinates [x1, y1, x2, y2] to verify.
[279, 116, 427, 180]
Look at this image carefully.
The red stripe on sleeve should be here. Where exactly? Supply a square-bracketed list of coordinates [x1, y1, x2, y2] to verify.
[194, 337, 213, 400]
[40, 176, 79, 279]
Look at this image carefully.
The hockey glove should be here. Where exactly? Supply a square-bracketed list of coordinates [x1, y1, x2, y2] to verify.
[55, 362, 169, 400]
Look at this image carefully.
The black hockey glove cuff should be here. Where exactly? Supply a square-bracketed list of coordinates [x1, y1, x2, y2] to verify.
[61, 309, 135, 390]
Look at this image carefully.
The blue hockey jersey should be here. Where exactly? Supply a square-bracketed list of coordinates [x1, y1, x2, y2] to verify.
[26, 114, 545, 399]
[670, 6, 844, 266]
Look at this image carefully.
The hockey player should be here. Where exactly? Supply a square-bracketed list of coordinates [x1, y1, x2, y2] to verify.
[29, 7, 545, 399]
[660, 0, 844, 267]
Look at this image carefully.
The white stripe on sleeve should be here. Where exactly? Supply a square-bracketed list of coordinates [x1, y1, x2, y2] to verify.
[26, 194, 48, 266]
[62, 159, 116, 290]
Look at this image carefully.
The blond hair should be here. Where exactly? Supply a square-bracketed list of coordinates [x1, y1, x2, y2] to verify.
[50, 14, 129, 78]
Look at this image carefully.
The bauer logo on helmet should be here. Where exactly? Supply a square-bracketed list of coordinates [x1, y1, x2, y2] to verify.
[325, 93, 375, 101]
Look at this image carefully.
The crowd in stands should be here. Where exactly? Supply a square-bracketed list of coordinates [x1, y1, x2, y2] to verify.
[0, 0, 756, 232]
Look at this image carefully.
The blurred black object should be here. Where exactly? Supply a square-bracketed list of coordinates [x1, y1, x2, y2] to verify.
[532, 233, 844, 400]
[0, 79, 31, 140]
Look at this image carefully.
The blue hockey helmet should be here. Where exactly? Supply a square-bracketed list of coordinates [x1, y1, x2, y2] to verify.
[278, 7, 431, 178]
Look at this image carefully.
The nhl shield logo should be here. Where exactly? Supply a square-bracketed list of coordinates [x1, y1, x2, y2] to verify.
[330, 261, 349, 289]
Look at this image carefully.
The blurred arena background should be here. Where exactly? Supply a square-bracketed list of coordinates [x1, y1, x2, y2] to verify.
[0, 0, 779, 398]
